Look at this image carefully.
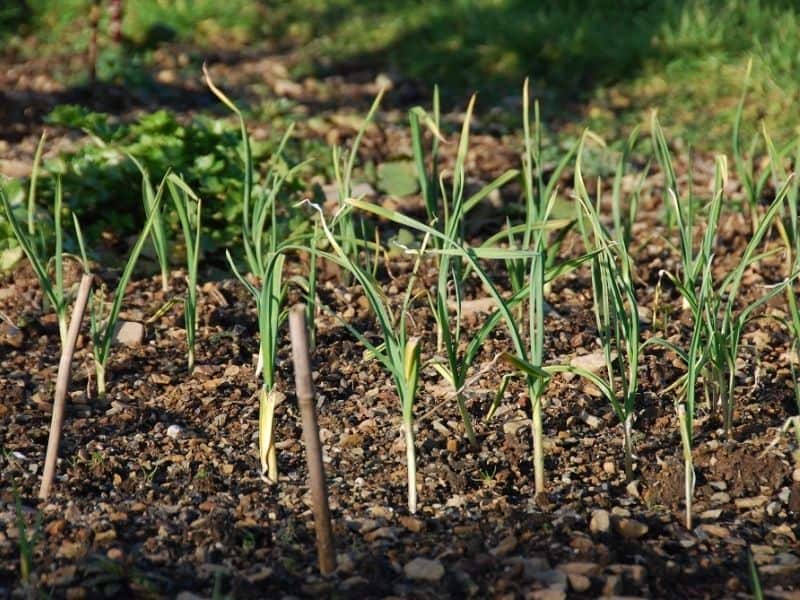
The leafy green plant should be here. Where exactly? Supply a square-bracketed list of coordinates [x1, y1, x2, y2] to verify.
[168, 174, 203, 372]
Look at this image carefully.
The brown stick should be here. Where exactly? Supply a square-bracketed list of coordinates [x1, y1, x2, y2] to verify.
[288, 304, 336, 575]
[39, 273, 93, 500]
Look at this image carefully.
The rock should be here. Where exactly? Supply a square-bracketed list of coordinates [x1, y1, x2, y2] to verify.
[504, 556, 550, 581]
[0, 321, 23, 348]
[529, 590, 566, 600]
[767, 501, 782, 517]
[535, 569, 567, 589]
[603, 461, 617, 475]
[699, 509, 722, 520]
[734, 495, 768, 510]
[792, 468, 800, 483]
[590, 509, 611, 534]
[699, 524, 729, 538]
[626, 481, 641, 499]
[614, 518, 648, 539]
[166, 424, 183, 439]
[567, 573, 592, 592]
[710, 492, 731, 505]
[404, 557, 445, 582]
[571, 350, 614, 373]
[490, 534, 518, 557]
[94, 529, 116, 545]
[113, 321, 144, 347]
[399, 516, 424, 533]
[558, 562, 601, 576]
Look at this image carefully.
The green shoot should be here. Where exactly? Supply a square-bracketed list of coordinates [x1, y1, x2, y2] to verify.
[1, 169, 71, 346]
[304, 200, 428, 513]
[574, 128, 642, 480]
[168, 174, 202, 372]
[128, 154, 171, 292]
[74, 177, 167, 396]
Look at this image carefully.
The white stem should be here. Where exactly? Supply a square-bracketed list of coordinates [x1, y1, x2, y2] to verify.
[532, 395, 545, 494]
[404, 422, 417, 514]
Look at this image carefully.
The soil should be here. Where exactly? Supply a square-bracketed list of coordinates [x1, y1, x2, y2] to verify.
[1, 37, 800, 600]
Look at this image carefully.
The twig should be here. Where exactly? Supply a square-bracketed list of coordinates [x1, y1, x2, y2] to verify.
[289, 304, 336, 575]
[39, 273, 93, 499]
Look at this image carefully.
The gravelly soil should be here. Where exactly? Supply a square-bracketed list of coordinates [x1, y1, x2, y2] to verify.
[1, 36, 800, 600]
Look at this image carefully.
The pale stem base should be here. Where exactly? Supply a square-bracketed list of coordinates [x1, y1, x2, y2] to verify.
[404, 421, 417, 514]
[532, 394, 545, 494]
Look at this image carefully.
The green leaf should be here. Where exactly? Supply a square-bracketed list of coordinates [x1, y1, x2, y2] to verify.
[377, 160, 419, 197]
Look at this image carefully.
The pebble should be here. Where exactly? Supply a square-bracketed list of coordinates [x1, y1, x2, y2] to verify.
[113, 321, 144, 347]
[399, 516, 424, 533]
[590, 509, 611, 534]
[404, 557, 445, 582]
[793, 468, 800, 483]
[614, 518, 648, 539]
[490, 534, 518, 557]
[167, 424, 183, 439]
[567, 573, 592, 592]
[734, 495, 768, 510]
[603, 461, 617, 475]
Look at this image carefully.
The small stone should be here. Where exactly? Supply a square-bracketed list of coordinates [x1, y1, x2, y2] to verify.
[404, 557, 445, 582]
[734, 495, 768, 510]
[113, 321, 144, 347]
[535, 569, 567, 589]
[614, 518, 648, 539]
[106, 548, 124, 561]
[626, 480, 641, 499]
[792, 468, 800, 483]
[699, 524, 729, 538]
[709, 481, 727, 491]
[710, 492, 731, 505]
[529, 590, 566, 600]
[490, 535, 518, 557]
[558, 562, 601, 577]
[603, 461, 617, 475]
[0, 321, 23, 348]
[363, 526, 397, 542]
[590, 509, 611, 534]
[399, 516, 424, 533]
[567, 573, 592, 592]
[699, 509, 722, 520]
[367, 505, 393, 519]
[571, 351, 612, 373]
[167, 424, 183, 439]
[58, 541, 84, 559]
[504, 556, 550, 581]
[94, 529, 116, 545]
[767, 501, 782, 517]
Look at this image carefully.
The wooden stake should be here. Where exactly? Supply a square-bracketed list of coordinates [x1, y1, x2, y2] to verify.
[39, 273, 93, 500]
[289, 304, 336, 575]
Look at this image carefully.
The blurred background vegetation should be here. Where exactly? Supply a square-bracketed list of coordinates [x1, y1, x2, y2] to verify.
[3, 0, 799, 144]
